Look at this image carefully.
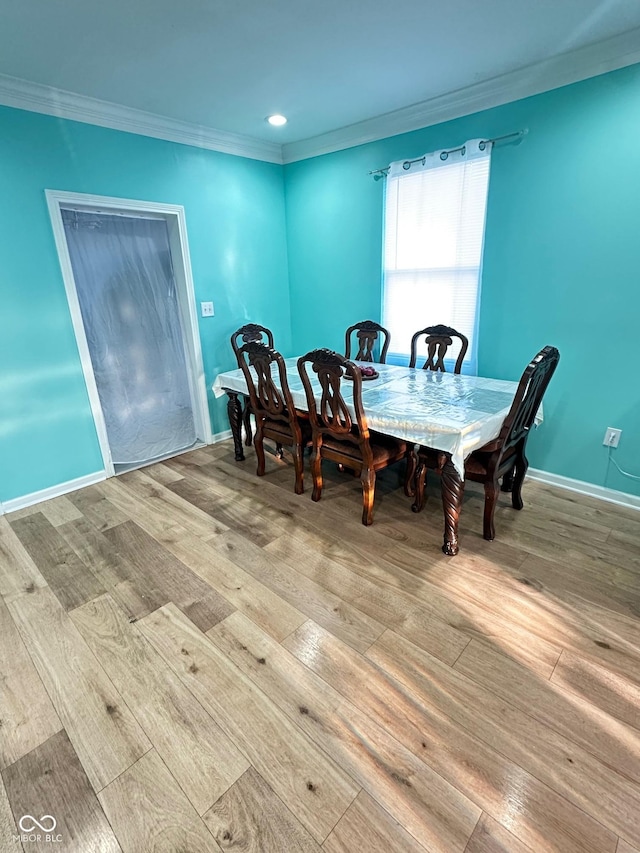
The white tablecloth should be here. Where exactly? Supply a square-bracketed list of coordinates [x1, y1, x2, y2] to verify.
[213, 359, 542, 478]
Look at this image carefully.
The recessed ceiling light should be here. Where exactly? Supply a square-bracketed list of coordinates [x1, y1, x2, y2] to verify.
[266, 114, 287, 127]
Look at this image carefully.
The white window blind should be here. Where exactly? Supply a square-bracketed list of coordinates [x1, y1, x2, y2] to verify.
[382, 140, 492, 373]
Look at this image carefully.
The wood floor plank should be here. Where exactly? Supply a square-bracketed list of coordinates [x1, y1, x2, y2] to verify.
[322, 790, 427, 853]
[112, 470, 228, 540]
[143, 461, 185, 485]
[2, 730, 121, 852]
[266, 528, 559, 676]
[103, 521, 234, 630]
[203, 767, 321, 853]
[265, 533, 470, 665]
[98, 749, 220, 853]
[618, 840, 640, 853]
[283, 619, 613, 853]
[0, 518, 48, 602]
[207, 611, 481, 853]
[454, 639, 640, 785]
[6, 585, 151, 792]
[368, 629, 636, 848]
[9, 513, 105, 611]
[67, 485, 128, 532]
[138, 603, 359, 844]
[383, 540, 640, 680]
[169, 478, 283, 548]
[207, 531, 385, 653]
[0, 598, 61, 770]
[56, 516, 131, 590]
[71, 594, 248, 815]
[0, 773, 20, 852]
[464, 813, 533, 853]
[551, 650, 640, 732]
[37, 495, 83, 528]
[146, 527, 306, 641]
[420, 552, 640, 685]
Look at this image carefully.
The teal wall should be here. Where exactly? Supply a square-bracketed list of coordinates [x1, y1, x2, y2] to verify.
[284, 64, 640, 497]
[2, 61, 640, 506]
[0, 106, 291, 503]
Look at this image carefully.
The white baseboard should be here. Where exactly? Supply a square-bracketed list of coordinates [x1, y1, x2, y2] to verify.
[527, 467, 640, 512]
[1, 470, 107, 515]
[211, 429, 233, 444]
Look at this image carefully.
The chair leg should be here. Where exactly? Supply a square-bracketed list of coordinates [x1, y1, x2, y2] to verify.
[275, 443, 284, 459]
[243, 401, 253, 446]
[411, 462, 427, 513]
[511, 452, 529, 510]
[404, 448, 417, 497]
[311, 447, 323, 503]
[292, 444, 304, 495]
[482, 478, 499, 540]
[361, 467, 376, 526]
[254, 424, 266, 477]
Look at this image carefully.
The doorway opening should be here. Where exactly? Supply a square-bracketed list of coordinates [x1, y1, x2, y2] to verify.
[47, 191, 210, 477]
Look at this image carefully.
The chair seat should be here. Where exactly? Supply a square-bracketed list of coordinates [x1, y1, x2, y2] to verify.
[262, 413, 311, 446]
[321, 429, 407, 468]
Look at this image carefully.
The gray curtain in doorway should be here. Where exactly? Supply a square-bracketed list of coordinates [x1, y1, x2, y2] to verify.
[62, 210, 197, 466]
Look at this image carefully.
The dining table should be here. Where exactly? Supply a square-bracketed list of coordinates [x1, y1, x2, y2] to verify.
[212, 358, 542, 556]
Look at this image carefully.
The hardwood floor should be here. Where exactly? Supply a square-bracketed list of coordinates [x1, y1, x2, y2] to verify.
[1, 439, 639, 852]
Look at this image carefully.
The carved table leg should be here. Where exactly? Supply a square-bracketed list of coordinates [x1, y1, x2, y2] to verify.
[243, 397, 253, 446]
[226, 391, 245, 462]
[441, 456, 464, 556]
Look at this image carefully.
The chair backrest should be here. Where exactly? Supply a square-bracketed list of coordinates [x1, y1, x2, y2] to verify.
[297, 348, 371, 457]
[345, 320, 390, 364]
[409, 324, 468, 373]
[237, 341, 301, 440]
[498, 346, 560, 453]
[230, 323, 274, 363]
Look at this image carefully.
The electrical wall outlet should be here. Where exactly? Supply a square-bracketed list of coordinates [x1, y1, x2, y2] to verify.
[201, 301, 214, 317]
[603, 427, 622, 448]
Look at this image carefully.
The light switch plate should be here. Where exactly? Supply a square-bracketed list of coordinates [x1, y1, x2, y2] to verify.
[201, 301, 214, 317]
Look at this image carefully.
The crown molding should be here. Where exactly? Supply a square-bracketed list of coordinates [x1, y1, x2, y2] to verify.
[2, 27, 640, 168]
[0, 74, 283, 164]
[282, 27, 640, 164]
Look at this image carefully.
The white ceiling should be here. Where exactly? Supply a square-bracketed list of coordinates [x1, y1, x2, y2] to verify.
[2, 0, 640, 158]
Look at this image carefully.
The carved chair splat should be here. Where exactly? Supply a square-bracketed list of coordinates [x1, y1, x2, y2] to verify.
[345, 320, 391, 364]
[409, 324, 468, 374]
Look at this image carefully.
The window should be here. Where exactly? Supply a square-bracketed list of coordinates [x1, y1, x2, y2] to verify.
[382, 140, 492, 374]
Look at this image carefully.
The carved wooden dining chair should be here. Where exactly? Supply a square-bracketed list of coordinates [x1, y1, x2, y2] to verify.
[411, 346, 560, 541]
[345, 320, 391, 364]
[237, 341, 310, 494]
[297, 348, 409, 525]
[230, 323, 275, 446]
[409, 324, 469, 373]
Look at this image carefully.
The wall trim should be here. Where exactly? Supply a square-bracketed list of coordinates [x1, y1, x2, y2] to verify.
[0, 73, 282, 164]
[282, 27, 640, 163]
[211, 429, 233, 444]
[1, 471, 107, 515]
[527, 467, 640, 513]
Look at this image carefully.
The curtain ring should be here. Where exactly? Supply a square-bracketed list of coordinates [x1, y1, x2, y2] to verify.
[461, 145, 466, 156]
[402, 161, 411, 170]
[440, 151, 448, 161]
[478, 141, 486, 151]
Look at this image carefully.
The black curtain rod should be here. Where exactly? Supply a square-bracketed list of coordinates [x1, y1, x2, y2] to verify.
[368, 129, 527, 177]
